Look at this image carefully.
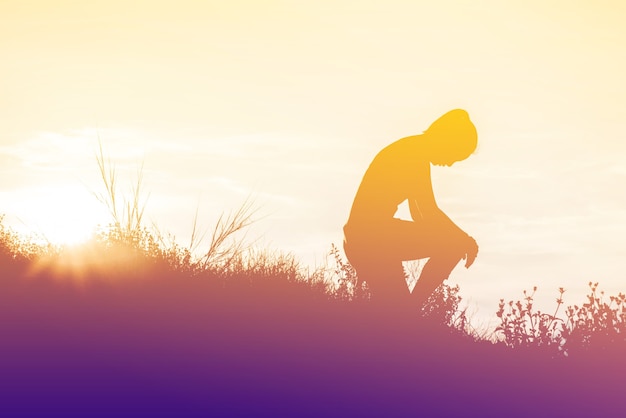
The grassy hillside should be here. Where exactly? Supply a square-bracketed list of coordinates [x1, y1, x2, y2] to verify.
[1, 214, 625, 417]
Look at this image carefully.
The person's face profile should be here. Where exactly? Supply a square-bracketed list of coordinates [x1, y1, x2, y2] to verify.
[429, 138, 474, 167]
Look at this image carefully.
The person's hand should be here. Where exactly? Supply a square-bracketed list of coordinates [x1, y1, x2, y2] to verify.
[464, 235, 479, 268]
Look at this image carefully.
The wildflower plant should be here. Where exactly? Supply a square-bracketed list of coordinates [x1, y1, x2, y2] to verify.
[562, 282, 626, 353]
[421, 282, 467, 329]
[495, 283, 626, 357]
[495, 286, 566, 354]
[330, 243, 369, 302]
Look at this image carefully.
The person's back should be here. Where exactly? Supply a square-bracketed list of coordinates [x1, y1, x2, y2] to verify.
[346, 135, 429, 226]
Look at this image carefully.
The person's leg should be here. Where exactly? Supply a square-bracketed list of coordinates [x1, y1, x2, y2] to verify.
[343, 232, 410, 306]
[358, 259, 410, 305]
[344, 219, 467, 307]
[376, 219, 440, 260]
[411, 253, 464, 307]
[410, 231, 467, 307]
[366, 219, 468, 307]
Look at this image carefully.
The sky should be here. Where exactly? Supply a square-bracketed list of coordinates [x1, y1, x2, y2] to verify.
[2, 0, 625, 326]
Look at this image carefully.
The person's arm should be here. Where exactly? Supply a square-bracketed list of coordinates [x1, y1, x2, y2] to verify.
[409, 162, 463, 234]
[408, 198, 423, 221]
[410, 162, 479, 267]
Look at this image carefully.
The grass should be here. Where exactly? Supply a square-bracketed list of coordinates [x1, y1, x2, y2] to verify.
[1, 151, 625, 417]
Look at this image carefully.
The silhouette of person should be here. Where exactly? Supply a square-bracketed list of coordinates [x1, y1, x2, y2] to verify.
[343, 109, 479, 309]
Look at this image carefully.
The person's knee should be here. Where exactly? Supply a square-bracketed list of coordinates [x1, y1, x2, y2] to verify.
[429, 238, 465, 260]
[429, 241, 466, 266]
[430, 245, 466, 261]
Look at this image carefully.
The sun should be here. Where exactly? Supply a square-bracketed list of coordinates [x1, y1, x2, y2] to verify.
[18, 185, 111, 247]
[39, 214, 100, 247]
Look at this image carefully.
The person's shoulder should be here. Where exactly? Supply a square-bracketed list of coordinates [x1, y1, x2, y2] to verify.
[378, 134, 427, 158]
[368, 135, 427, 172]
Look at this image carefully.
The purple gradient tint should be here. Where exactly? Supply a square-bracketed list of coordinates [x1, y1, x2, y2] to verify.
[1, 269, 624, 417]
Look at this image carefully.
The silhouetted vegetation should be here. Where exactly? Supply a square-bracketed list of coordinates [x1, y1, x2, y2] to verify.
[496, 283, 626, 357]
[2, 212, 625, 417]
[0, 151, 624, 416]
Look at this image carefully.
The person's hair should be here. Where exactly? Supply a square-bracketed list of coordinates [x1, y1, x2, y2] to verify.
[425, 109, 478, 156]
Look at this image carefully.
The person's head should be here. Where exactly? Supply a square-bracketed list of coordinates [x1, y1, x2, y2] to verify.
[424, 109, 477, 166]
